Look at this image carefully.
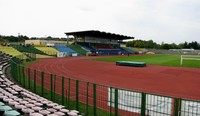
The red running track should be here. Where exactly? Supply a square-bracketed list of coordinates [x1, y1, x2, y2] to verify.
[28, 56, 200, 100]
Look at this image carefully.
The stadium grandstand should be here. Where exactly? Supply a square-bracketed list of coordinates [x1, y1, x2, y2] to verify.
[23, 30, 135, 57]
[65, 30, 134, 55]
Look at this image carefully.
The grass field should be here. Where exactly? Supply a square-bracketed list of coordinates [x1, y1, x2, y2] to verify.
[93, 54, 200, 68]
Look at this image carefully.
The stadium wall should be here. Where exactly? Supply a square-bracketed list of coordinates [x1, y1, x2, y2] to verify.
[25, 40, 71, 46]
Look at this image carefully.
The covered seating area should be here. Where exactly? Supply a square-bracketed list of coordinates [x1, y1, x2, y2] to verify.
[65, 30, 134, 55]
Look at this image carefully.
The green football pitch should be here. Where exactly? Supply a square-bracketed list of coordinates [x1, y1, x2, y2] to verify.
[92, 54, 200, 68]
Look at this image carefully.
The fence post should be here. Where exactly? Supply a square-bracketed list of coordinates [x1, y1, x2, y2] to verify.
[110, 87, 113, 116]
[13, 63, 16, 81]
[114, 88, 118, 116]
[50, 74, 53, 101]
[67, 78, 70, 108]
[53, 75, 56, 102]
[41, 72, 44, 97]
[15, 64, 18, 82]
[10, 61, 13, 76]
[34, 70, 36, 93]
[62, 76, 65, 105]
[93, 84, 97, 116]
[10, 61, 13, 78]
[76, 80, 79, 111]
[86, 82, 89, 116]
[18, 65, 21, 85]
[28, 68, 31, 89]
[141, 93, 146, 116]
[179, 98, 182, 116]
[22, 67, 25, 87]
[173, 98, 181, 116]
[16, 64, 18, 82]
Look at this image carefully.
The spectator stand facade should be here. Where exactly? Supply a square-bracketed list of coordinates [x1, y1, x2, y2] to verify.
[65, 30, 134, 56]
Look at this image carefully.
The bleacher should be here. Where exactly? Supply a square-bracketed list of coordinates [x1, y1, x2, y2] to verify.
[68, 44, 88, 56]
[0, 46, 23, 56]
[11, 44, 46, 55]
[54, 44, 77, 56]
[97, 45, 131, 55]
[77, 42, 131, 55]
[0, 52, 81, 116]
[126, 47, 139, 54]
[96, 46, 114, 49]
[77, 43, 95, 52]
[35, 47, 58, 56]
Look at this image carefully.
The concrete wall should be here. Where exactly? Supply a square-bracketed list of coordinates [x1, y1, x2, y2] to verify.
[25, 40, 73, 45]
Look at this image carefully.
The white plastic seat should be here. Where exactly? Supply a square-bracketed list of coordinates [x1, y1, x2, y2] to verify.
[31, 106, 43, 112]
[25, 103, 35, 108]
[30, 112, 43, 116]
[21, 108, 34, 114]
[34, 102, 43, 107]
[19, 100, 29, 105]
[3, 98, 13, 103]
[8, 101, 20, 106]
[54, 111, 65, 116]
[60, 108, 69, 113]
[39, 110, 51, 115]
[68, 111, 78, 116]
[14, 104, 26, 110]
[46, 108, 57, 113]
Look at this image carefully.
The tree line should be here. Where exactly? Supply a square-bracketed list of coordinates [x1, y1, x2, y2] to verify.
[0, 35, 199, 49]
[126, 40, 200, 50]
[0, 35, 70, 43]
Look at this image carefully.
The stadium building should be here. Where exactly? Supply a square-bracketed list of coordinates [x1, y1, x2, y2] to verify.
[24, 30, 135, 56]
[65, 30, 134, 55]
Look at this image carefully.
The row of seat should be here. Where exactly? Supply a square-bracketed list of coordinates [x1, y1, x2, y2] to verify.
[0, 53, 81, 116]
[54, 44, 77, 56]
[11, 45, 47, 55]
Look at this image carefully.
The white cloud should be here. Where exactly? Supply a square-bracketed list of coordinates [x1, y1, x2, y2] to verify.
[0, 0, 199, 44]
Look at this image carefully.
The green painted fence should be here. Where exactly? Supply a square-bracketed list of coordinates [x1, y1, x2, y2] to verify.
[9, 54, 200, 116]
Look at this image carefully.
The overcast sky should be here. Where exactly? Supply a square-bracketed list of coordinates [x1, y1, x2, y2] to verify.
[0, 0, 199, 44]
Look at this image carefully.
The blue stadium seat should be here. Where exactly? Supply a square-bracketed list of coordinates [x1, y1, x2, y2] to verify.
[54, 44, 77, 56]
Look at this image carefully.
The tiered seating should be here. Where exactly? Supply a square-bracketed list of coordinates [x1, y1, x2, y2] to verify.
[0, 53, 81, 116]
[77, 42, 131, 55]
[82, 45, 95, 51]
[97, 45, 131, 55]
[97, 49, 121, 55]
[96, 46, 114, 49]
[126, 47, 139, 54]
[54, 44, 77, 56]
[68, 44, 88, 56]
[35, 47, 58, 56]
[134, 48, 144, 54]
[76, 42, 95, 51]
[118, 47, 131, 54]
[11, 44, 46, 55]
[0, 46, 23, 56]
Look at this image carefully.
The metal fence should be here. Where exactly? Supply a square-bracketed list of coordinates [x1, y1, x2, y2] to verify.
[9, 54, 200, 116]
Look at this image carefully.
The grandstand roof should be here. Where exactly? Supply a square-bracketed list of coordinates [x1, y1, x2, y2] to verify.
[65, 30, 134, 40]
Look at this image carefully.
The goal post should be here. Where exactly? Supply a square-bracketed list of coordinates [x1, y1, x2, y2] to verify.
[180, 55, 200, 65]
